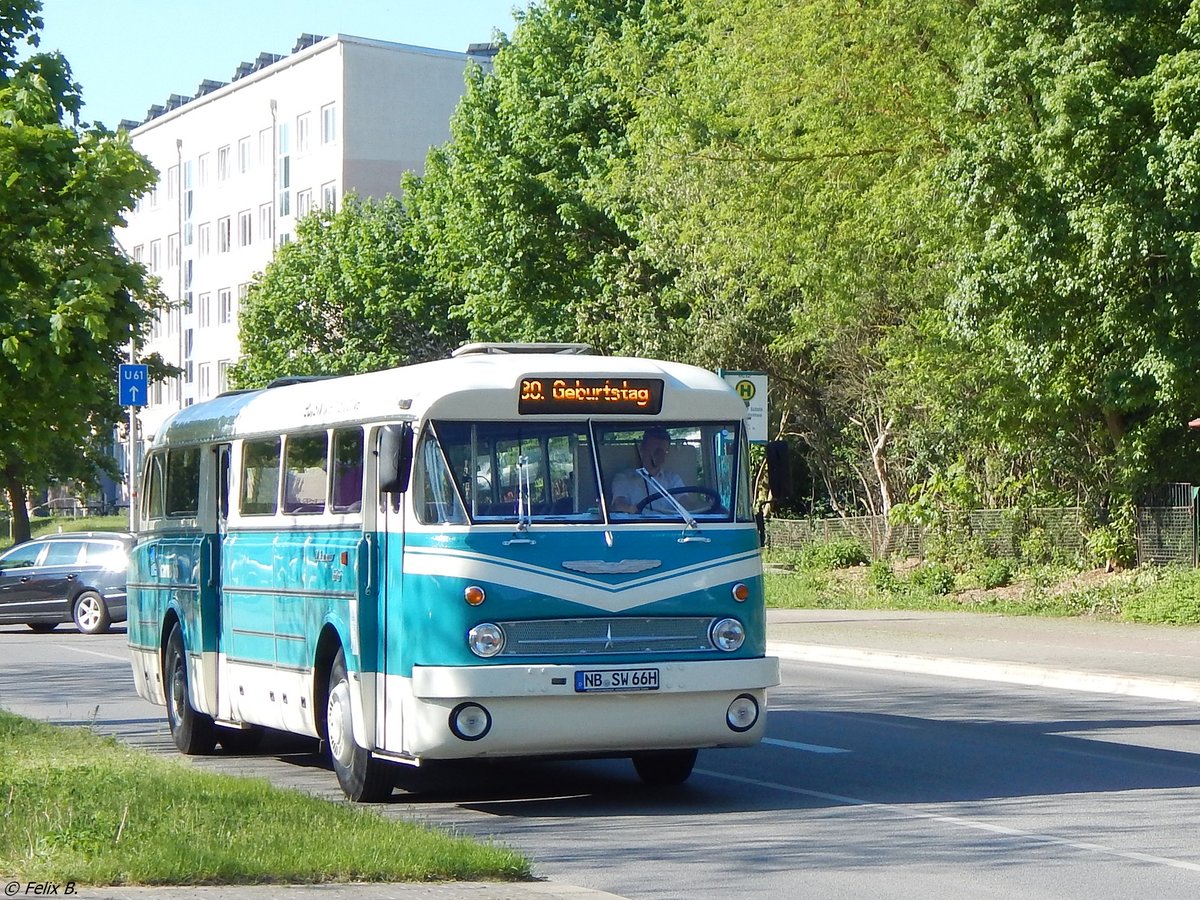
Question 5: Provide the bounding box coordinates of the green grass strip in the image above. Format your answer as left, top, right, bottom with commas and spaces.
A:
0, 711, 530, 886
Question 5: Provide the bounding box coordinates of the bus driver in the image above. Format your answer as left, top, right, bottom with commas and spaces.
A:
609, 427, 685, 514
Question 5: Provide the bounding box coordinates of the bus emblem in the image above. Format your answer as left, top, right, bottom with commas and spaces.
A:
562, 559, 661, 574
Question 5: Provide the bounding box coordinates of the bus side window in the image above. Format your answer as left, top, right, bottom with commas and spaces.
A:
283, 433, 328, 514
331, 428, 363, 513
165, 447, 200, 517
414, 427, 466, 525
143, 451, 166, 520
241, 437, 281, 516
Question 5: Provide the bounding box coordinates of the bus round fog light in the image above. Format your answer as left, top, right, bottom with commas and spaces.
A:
710, 617, 745, 652
468, 623, 505, 657
726, 693, 759, 732
449, 702, 492, 741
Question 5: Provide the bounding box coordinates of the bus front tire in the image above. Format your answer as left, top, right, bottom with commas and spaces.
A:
165, 624, 216, 755
632, 749, 698, 786
325, 648, 395, 802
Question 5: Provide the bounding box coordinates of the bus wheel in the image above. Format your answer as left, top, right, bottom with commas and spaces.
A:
165, 623, 216, 755
632, 749, 698, 786
325, 648, 395, 802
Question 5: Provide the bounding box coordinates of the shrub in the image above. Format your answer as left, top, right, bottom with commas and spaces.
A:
976, 558, 1013, 590
867, 559, 900, 593
910, 562, 955, 595
797, 539, 870, 571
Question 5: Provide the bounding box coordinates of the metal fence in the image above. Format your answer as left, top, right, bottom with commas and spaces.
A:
765, 507, 1091, 562
1136, 483, 1197, 567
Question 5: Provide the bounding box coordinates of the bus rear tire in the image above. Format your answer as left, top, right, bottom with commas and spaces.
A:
632, 749, 698, 786
325, 648, 395, 802
165, 623, 217, 755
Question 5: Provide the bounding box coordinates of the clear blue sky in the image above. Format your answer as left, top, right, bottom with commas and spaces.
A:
36, 0, 522, 127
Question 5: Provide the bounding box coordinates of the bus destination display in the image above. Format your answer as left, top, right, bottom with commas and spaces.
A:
519, 377, 664, 415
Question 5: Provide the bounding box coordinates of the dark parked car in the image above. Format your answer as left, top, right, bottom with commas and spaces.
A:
0, 531, 134, 634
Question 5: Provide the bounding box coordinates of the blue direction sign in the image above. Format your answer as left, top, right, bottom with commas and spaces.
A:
119, 364, 149, 407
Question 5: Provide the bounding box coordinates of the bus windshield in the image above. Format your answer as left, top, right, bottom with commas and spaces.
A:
418, 420, 749, 525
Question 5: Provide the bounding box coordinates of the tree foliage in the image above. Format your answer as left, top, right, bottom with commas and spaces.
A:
231, 195, 463, 388
0, 0, 158, 541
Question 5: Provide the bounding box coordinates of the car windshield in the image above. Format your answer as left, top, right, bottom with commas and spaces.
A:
414, 420, 750, 525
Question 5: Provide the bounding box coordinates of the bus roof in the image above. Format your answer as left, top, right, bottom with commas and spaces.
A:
150, 354, 748, 447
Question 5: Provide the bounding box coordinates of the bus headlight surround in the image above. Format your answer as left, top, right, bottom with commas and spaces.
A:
468, 623, 505, 657
710, 617, 745, 652
726, 693, 759, 732
449, 702, 492, 741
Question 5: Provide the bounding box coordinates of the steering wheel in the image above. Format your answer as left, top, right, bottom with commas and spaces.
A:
636, 485, 722, 514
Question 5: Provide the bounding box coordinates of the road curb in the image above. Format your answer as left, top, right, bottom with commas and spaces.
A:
768, 641, 1200, 703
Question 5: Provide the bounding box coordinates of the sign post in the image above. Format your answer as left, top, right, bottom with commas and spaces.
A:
119, 364, 148, 533
718, 370, 768, 444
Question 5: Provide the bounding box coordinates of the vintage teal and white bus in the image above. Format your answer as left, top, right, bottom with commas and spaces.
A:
127, 343, 780, 800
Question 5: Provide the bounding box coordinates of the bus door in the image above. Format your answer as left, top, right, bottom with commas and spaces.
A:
206, 442, 231, 719
375, 424, 412, 754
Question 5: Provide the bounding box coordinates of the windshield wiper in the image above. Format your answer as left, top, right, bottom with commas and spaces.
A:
506, 454, 536, 545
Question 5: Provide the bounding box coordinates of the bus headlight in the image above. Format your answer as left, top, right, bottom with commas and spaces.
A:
726, 693, 759, 732
449, 702, 492, 740
710, 617, 745, 652
468, 623, 505, 657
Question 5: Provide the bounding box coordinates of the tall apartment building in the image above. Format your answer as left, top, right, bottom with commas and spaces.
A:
117, 33, 496, 445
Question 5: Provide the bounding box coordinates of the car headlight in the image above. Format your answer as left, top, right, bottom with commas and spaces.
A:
468, 623, 505, 657
710, 617, 745, 652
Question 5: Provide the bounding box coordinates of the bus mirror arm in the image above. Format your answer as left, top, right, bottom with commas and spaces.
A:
378, 423, 414, 494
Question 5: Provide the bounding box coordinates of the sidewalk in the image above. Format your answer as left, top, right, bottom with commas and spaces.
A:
767, 607, 1200, 702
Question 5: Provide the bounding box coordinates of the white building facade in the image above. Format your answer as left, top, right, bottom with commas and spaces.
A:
118, 33, 494, 442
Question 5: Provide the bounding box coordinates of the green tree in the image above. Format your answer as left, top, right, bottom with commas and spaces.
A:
231, 195, 462, 388
0, 0, 159, 542
627, 0, 971, 514
406, 0, 682, 350
949, 0, 1200, 498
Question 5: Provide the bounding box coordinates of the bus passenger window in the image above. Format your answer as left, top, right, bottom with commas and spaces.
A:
165, 447, 200, 517
240, 438, 281, 516
143, 452, 166, 520
331, 428, 363, 513
284, 433, 329, 514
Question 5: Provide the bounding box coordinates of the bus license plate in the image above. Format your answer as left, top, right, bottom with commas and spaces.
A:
575, 667, 660, 693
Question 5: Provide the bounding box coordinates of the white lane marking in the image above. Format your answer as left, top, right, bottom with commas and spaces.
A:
697, 768, 1200, 873
763, 737, 851, 754
53, 643, 129, 663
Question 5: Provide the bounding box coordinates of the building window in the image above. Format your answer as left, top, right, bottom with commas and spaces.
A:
259, 127, 272, 166
148, 183, 158, 208
217, 145, 231, 182
198, 292, 211, 328
217, 216, 231, 253
218, 288, 232, 325
321, 181, 337, 213
149, 239, 161, 273
166, 165, 178, 201
238, 209, 252, 247
198, 363, 212, 400
238, 136, 251, 174
132, 244, 144, 263
278, 122, 291, 216
296, 189, 312, 219
237, 282, 249, 316
259, 202, 273, 242
167, 233, 179, 268
296, 112, 311, 154
321, 102, 336, 144
218, 360, 231, 393
198, 222, 211, 257
198, 153, 209, 187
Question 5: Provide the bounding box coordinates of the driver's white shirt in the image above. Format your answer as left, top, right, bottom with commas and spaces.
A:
611, 468, 685, 513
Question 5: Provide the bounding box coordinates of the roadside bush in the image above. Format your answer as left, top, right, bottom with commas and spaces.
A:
910, 562, 955, 595
796, 539, 870, 571
1121, 566, 1200, 625
976, 558, 1014, 590
867, 559, 900, 593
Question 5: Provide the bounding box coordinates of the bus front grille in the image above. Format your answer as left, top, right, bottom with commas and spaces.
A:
497, 617, 715, 657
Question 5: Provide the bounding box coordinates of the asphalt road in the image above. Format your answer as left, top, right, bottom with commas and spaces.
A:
2, 625, 1200, 899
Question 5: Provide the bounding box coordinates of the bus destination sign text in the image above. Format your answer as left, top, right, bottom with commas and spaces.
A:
519, 377, 664, 415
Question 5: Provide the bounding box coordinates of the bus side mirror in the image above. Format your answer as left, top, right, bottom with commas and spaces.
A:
378, 423, 414, 494
766, 440, 792, 501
